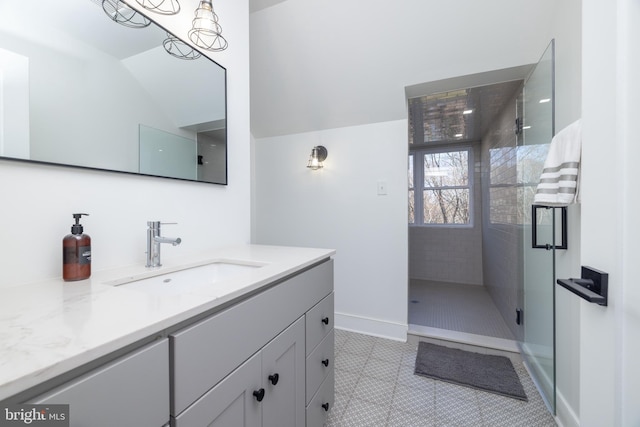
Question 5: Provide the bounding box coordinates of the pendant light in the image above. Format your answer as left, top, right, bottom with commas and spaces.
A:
163, 32, 202, 60
188, 0, 228, 52
102, 0, 151, 28
135, 0, 180, 15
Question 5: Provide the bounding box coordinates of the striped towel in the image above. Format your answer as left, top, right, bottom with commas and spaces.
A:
533, 119, 581, 206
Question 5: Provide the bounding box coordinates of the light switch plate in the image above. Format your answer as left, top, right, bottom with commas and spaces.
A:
377, 180, 387, 195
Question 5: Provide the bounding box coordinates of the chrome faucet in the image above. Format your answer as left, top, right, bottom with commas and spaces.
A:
146, 221, 181, 268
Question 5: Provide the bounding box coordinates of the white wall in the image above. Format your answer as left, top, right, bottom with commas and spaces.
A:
253, 120, 409, 340
251, 1, 559, 343
581, 1, 640, 425
0, 0, 250, 288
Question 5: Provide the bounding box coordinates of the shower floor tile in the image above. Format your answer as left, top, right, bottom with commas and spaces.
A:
409, 279, 515, 340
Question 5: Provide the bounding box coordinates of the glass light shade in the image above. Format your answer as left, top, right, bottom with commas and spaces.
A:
189, 0, 228, 52
307, 146, 327, 170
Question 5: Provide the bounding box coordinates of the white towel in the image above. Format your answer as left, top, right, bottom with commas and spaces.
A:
533, 119, 582, 206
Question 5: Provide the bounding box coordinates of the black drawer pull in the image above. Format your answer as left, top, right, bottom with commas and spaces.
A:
268, 373, 279, 386
321, 317, 330, 325
322, 402, 330, 412
321, 359, 329, 367
253, 388, 265, 402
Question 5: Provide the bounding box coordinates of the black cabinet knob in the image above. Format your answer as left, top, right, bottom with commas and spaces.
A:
321, 359, 329, 367
322, 402, 330, 412
253, 388, 265, 402
268, 373, 279, 386
321, 317, 330, 325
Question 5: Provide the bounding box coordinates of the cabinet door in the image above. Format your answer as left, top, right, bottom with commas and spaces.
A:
32, 339, 169, 427
173, 353, 261, 427
261, 317, 306, 427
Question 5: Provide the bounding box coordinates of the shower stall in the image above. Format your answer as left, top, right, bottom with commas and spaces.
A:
408, 40, 559, 414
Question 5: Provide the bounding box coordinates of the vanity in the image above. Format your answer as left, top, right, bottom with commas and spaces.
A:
0, 245, 335, 427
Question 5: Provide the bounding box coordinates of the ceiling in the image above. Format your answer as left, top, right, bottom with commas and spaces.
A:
249, 0, 556, 139
249, 0, 287, 13
408, 80, 523, 145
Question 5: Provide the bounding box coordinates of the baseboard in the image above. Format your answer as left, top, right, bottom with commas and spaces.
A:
334, 312, 408, 342
556, 389, 580, 427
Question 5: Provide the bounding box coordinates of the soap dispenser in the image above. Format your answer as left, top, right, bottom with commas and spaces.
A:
63, 213, 91, 281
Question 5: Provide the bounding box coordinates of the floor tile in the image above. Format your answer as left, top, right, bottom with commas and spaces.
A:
362, 357, 400, 383
370, 340, 407, 365
341, 334, 376, 356
392, 383, 435, 418
435, 393, 482, 426
332, 329, 556, 427
340, 398, 391, 427
351, 375, 396, 405
387, 409, 435, 426
335, 353, 369, 375
335, 369, 360, 396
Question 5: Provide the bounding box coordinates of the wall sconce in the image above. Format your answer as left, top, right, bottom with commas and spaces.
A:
307, 146, 328, 170
189, 0, 228, 52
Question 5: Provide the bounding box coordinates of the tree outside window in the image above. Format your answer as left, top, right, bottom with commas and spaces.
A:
408, 148, 471, 225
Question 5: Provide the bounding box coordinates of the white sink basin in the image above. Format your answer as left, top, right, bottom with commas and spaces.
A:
108, 262, 263, 297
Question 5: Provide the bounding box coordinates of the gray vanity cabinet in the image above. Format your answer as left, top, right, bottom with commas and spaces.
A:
174, 317, 306, 427
9, 257, 333, 427
171, 259, 334, 427
32, 339, 169, 427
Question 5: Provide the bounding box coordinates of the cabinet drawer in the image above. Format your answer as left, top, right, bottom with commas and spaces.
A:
171, 260, 333, 416
305, 368, 334, 427
306, 329, 334, 405
32, 339, 169, 427
306, 292, 334, 356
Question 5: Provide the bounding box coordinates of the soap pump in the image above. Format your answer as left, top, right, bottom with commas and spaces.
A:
63, 213, 91, 281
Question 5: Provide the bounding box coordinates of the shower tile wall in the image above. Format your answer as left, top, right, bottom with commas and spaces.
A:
480, 85, 523, 341
409, 146, 484, 285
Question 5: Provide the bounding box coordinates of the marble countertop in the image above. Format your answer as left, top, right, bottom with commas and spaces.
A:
0, 244, 335, 401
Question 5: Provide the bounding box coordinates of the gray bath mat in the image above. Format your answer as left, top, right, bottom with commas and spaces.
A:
414, 342, 527, 401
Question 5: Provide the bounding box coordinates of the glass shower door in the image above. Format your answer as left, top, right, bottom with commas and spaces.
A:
518, 40, 556, 413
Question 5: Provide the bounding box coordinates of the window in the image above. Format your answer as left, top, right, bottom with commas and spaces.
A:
408, 148, 472, 225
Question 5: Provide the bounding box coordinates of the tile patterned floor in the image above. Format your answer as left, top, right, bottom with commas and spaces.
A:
408, 280, 514, 340
327, 329, 556, 427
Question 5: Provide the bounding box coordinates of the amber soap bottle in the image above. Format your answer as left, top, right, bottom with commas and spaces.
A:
63, 213, 91, 281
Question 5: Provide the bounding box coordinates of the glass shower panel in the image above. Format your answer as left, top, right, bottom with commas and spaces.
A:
518, 39, 556, 413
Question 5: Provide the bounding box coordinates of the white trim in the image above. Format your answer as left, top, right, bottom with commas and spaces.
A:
334, 312, 408, 342
556, 388, 580, 427
409, 145, 474, 226
408, 324, 519, 353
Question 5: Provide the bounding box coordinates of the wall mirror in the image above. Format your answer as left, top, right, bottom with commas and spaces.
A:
0, 0, 227, 184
